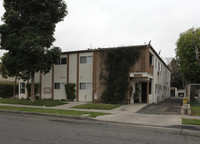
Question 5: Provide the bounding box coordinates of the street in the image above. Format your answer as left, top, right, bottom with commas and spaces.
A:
0, 113, 199, 144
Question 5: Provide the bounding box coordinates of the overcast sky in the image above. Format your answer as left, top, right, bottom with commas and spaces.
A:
0, 0, 200, 58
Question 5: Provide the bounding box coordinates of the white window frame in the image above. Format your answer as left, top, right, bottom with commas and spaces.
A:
20, 82, 25, 94
54, 82, 66, 90
55, 57, 67, 65
80, 56, 93, 64
80, 82, 92, 90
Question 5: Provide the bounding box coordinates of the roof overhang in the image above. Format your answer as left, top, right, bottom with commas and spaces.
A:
129, 72, 153, 79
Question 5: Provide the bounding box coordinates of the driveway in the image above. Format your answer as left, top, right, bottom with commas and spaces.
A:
136, 98, 183, 115
96, 98, 182, 127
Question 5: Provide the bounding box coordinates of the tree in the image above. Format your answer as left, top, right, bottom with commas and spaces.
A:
0, 52, 21, 98
176, 28, 200, 83
0, 0, 67, 101
168, 58, 185, 89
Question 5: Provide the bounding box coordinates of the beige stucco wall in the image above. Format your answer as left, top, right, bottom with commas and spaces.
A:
0, 75, 16, 82
69, 54, 77, 83
79, 52, 93, 101
152, 48, 171, 103
42, 70, 52, 99
34, 72, 40, 83
54, 54, 67, 100
68, 53, 77, 101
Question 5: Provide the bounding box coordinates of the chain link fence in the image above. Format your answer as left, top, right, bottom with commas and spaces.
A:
189, 84, 200, 106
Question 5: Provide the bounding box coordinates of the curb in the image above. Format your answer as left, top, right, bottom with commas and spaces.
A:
0, 109, 95, 121
181, 124, 200, 137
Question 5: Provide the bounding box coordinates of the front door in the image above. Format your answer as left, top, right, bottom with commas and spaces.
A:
142, 83, 147, 103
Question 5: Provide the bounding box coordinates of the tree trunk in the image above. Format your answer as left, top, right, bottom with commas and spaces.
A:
30, 73, 35, 102
13, 75, 17, 99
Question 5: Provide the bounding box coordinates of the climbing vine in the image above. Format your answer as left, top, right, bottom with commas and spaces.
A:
100, 47, 140, 104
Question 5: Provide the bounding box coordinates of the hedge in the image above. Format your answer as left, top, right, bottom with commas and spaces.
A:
0, 82, 18, 98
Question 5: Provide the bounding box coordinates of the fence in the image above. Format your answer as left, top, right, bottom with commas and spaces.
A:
187, 83, 200, 106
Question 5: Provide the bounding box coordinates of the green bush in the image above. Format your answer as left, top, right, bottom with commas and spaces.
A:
26, 83, 40, 99
0, 82, 18, 98
65, 83, 76, 101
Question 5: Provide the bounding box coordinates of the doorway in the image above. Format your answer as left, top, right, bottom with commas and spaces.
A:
142, 83, 147, 103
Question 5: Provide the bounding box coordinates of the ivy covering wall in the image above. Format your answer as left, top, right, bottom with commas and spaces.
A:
100, 47, 140, 104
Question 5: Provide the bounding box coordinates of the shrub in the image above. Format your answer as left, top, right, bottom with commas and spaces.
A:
0, 82, 18, 98
65, 83, 76, 101
100, 47, 140, 104
26, 83, 40, 99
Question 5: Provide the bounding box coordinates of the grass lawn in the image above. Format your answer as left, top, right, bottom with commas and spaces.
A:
71, 103, 120, 110
0, 106, 109, 118
0, 98, 67, 107
191, 106, 200, 116
182, 118, 200, 125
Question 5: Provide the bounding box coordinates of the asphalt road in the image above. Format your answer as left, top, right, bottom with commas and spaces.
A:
137, 98, 183, 115
0, 113, 199, 144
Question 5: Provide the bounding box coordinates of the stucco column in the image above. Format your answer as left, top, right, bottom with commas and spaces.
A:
67, 54, 69, 84
76, 53, 79, 102
92, 52, 97, 102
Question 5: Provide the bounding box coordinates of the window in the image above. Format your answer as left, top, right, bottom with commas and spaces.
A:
55, 83, 60, 89
87, 56, 93, 63
155, 59, 157, 69
80, 82, 92, 90
56, 57, 67, 65
61, 58, 67, 64
80, 56, 86, 63
54, 82, 66, 90
155, 84, 159, 94
158, 61, 160, 71
159, 85, 162, 93
149, 53, 153, 66
20, 82, 25, 94
80, 56, 93, 64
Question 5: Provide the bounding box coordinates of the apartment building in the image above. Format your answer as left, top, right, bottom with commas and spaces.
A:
18, 45, 171, 104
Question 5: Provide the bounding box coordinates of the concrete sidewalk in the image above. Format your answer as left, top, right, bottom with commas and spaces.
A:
1, 102, 200, 128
